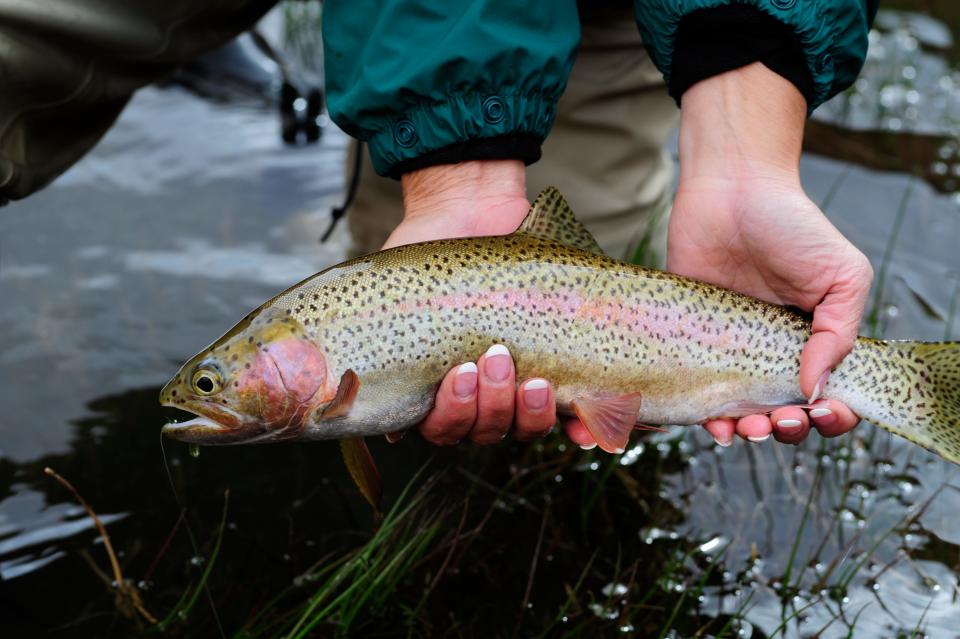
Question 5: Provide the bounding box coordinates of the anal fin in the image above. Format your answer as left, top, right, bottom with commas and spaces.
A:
339, 437, 382, 519
571, 392, 643, 454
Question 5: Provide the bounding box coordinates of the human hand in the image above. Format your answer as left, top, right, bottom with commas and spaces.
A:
386, 160, 563, 445
672, 63, 873, 447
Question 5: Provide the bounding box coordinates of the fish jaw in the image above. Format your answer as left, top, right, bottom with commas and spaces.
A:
160, 391, 268, 444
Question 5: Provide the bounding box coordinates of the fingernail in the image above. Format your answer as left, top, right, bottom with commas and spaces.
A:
776, 419, 803, 430
523, 378, 549, 410
809, 408, 832, 419
747, 434, 770, 442
484, 344, 511, 382
579, 442, 597, 450
714, 436, 733, 448
808, 370, 830, 404
453, 362, 478, 398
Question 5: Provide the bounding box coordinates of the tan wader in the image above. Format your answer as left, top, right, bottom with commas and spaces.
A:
346, 9, 679, 264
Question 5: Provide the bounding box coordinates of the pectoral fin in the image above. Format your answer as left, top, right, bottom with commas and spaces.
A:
571, 392, 643, 454
339, 437, 382, 518
385, 430, 406, 444
322, 369, 360, 419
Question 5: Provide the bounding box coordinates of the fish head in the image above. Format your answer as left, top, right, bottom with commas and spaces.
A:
160, 308, 338, 444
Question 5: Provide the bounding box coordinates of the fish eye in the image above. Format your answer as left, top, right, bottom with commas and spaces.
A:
191, 367, 222, 395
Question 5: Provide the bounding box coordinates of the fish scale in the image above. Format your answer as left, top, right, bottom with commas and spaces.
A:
161, 187, 960, 470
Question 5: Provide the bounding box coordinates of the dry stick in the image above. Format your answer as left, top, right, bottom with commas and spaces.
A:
44, 466, 158, 625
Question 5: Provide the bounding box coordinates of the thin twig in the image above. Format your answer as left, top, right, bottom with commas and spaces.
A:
521, 504, 550, 611
45, 466, 157, 625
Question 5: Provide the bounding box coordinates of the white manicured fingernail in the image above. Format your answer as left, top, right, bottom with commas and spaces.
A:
453, 362, 478, 398
714, 437, 733, 448
613, 447, 624, 454
485, 344, 510, 357
747, 434, 770, 442
523, 378, 550, 410
809, 408, 832, 418
777, 419, 802, 428
579, 442, 597, 450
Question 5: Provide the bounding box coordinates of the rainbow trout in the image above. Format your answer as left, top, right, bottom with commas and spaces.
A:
160, 188, 960, 508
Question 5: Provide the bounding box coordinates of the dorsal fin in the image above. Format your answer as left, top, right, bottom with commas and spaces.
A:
516, 187, 605, 255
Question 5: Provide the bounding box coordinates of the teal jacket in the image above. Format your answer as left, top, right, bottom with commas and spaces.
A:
323, 0, 878, 178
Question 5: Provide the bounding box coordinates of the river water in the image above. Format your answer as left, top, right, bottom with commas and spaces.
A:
1, 7, 959, 638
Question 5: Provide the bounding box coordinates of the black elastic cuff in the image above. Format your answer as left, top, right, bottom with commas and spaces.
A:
386, 134, 542, 179
670, 5, 815, 108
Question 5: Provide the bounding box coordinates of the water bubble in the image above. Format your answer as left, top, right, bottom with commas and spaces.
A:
880, 85, 903, 108
837, 507, 866, 528
620, 624, 635, 633
561, 616, 569, 623
177, 610, 188, 621
589, 461, 600, 471
933, 161, 949, 175
553, 474, 563, 483
640, 527, 679, 544
292, 97, 307, 112
588, 603, 619, 620
902, 65, 917, 80
699, 535, 727, 555
190, 555, 206, 567
137, 580, 151, 591
602, 582, 629, 597
557, 443, 567, 452
619, 443, 644, 466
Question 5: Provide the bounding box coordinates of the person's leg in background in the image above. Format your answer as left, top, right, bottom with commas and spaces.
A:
344, 6, 679, 265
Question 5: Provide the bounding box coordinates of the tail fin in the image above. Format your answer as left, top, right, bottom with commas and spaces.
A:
846, 340, 960, 465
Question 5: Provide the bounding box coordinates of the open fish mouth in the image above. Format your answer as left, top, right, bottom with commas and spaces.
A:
161, 414, 237, 444
162, 415, 226, 435
160, 405, 264, 445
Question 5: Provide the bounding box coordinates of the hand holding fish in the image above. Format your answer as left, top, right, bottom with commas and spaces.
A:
391, 63, 872, 450
386, 160, 561, 445
670, 63, 873, 446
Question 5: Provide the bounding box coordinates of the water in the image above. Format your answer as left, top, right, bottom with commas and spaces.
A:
1, 7, 959, 638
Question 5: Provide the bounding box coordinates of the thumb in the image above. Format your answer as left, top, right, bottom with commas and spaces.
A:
799, 265, 872, 401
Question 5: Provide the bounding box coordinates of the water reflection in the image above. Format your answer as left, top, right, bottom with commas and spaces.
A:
1, 5, 959, 638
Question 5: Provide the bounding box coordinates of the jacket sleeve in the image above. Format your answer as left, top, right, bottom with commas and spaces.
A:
634, 0, 878, 111
0, 0, 273, 204
322, 0, 580, 178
